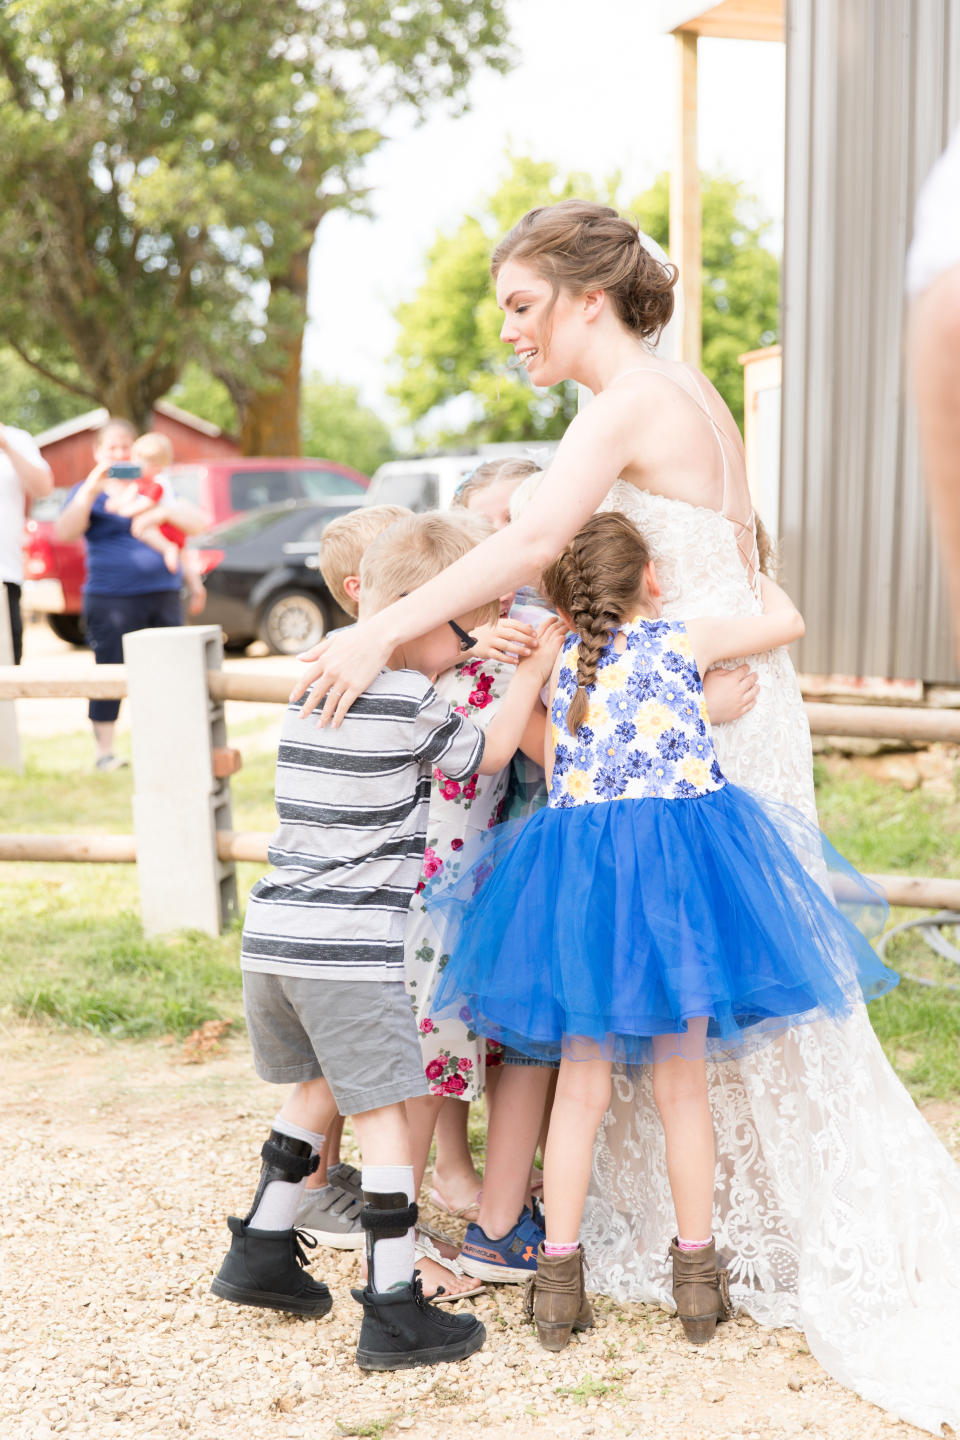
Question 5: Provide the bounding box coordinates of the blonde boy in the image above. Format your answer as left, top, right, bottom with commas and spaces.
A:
212, 511, 563, 1372
318, 504, 411, 617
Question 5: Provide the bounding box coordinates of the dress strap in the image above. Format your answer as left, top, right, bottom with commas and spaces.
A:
604, 365, 761, 591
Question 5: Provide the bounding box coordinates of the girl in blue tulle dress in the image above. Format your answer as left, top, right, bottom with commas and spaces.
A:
426, 511, 897, 1353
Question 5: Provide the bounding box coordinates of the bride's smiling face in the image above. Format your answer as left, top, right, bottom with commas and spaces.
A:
496, 259, 588, 388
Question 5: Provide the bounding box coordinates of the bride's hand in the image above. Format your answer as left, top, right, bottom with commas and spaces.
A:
292, 619, 394, 726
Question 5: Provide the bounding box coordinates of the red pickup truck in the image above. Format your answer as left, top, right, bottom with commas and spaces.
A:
22, 456, 369, 644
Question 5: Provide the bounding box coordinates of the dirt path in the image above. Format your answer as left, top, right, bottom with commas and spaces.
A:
3, 1026, 956, 1440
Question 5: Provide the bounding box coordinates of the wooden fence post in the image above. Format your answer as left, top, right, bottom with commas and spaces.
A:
123, 625, 238, 936
0, 583, 22, 773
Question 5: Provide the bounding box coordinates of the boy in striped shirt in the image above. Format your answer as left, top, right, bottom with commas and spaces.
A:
212, 512, 563, 1371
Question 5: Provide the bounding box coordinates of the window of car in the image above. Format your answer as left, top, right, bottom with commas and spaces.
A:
366, 471, 440, 512
208, 508, 292, 545
228, 467, 365, 511
298, 469, 367, 500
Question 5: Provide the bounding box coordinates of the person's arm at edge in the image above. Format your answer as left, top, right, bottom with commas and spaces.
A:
910, 264, 960, 662
292, 391, 637, 725
0, 426, 53, 500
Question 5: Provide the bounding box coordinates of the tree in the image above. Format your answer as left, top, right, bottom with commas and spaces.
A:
0, 1, 511, 450
392, 158, 779, 440
301, 375, 394, 476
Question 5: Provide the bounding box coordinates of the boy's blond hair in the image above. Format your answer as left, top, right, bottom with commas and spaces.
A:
131, 431, 174, 472
318, 504, 411, 615
359, 511, 498, 627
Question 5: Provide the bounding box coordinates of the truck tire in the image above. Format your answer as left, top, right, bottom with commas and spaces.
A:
257, 590, 328, 656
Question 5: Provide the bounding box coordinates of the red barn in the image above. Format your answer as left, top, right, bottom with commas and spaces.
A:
36, 401, 238, 489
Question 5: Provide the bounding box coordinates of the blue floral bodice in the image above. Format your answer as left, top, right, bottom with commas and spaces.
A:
549, 618, 725, 808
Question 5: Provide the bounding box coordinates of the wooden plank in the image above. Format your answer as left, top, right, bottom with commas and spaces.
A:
0, 834, 136, 862
0, 665, 127, 700
671, 29, 702, 366
805, 702, 960, 743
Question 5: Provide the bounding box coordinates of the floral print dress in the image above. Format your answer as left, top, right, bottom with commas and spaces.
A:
404, 655, 514, 1100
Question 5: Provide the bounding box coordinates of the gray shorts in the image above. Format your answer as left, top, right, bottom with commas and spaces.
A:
242, 971, 429, 1116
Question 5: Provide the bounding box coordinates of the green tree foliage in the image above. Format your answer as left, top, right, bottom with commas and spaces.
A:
632, 172, 779, 429
0, 348, 91, 434
0, 1, 510, 449
164, 364, 238, 435
300, 375, 394, 477
392, 158, 779, 440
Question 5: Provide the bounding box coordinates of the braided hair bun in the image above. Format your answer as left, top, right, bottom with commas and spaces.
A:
491, 200, 677, 344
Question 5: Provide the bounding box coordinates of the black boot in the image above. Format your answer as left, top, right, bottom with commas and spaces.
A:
210, 1127, 331, 1317
352, 1188, 485, 1369
352, 1276, 485, 1370
211, 1217, 332, 1315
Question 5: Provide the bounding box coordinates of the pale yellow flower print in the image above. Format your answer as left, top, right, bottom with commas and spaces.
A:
596, 659, 627, 690
566, 768, 593, 800
634, 702, 671, 738
681, 757, 711, 789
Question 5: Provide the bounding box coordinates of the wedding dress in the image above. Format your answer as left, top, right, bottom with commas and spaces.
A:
583, 479, 960, 1435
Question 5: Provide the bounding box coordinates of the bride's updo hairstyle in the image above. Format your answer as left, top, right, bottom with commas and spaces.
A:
491, 200, 678, 347
541, 512, 652, 735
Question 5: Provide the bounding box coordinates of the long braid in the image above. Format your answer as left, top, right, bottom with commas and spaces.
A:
542, 513, 652, 736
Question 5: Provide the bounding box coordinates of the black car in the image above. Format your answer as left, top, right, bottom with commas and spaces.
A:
188, 499, 357, 654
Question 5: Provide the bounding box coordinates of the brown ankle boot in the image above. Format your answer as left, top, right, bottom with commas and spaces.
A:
670, 1237, 732, 1344
524, 1243, 594, 1352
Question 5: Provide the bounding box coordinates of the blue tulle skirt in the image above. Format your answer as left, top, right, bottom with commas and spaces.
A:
425, 784, 896, 1066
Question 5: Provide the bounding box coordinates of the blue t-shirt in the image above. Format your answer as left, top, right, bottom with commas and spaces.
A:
66, 486, 182, 597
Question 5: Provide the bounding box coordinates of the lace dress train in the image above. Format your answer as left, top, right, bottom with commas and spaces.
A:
582, 485, 960, 1434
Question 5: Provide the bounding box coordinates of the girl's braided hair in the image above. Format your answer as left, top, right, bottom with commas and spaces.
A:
541, 512, 651, 735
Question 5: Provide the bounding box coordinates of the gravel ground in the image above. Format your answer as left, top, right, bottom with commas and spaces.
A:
4, 1025, 956, 1440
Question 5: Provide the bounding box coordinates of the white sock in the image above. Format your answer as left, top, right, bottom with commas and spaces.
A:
362, 1164, 415, 1293
247, 1117, 325, 1232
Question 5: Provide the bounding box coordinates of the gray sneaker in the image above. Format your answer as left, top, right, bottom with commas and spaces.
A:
295, 1182, 364, 1249
327, 1162, 362, 1198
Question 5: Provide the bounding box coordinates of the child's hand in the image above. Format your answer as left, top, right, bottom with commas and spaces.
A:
472, 617, 537, 665
703, 664, 759, 724
518, 617, 566, 685
104, 481, 144, 517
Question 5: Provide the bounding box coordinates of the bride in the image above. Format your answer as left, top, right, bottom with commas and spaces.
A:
293, 199, 960, 1433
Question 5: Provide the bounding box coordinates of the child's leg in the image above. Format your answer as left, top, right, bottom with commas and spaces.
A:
431, 1097, 482, 1211
247, 1076, 336, 1229
473, 1063, 553, 1241
652, 1023, 730, 1345
542, 1056, 612, 1245
651, 1028, 714, 1242
210, 1076, 334, 1316
132, 522, 181, 573
305, 1110, 346, 1190
351, 1101, 418, 1292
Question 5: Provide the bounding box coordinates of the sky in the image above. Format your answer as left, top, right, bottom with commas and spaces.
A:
303, 0, 785, 420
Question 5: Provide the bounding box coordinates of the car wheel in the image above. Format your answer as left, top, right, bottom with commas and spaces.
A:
258, 590, 329, 655
47, 613, 87, 647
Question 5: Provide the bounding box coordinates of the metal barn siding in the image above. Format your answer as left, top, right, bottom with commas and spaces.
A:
780, 0, 960, 681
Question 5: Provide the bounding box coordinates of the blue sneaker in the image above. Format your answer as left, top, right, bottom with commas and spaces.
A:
459, 1206, 545, 1283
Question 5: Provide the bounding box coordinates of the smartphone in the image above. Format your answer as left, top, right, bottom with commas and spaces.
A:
107, 462, 142, 479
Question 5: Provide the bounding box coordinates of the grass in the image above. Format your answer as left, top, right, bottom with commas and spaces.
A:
1, 727, 958, 1101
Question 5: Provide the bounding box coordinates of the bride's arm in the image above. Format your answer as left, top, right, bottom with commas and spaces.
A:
294, 391, 638, 725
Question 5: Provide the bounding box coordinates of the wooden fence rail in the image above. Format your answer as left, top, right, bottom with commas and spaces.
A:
3, 667, 960, 741
0, 652, 957, 926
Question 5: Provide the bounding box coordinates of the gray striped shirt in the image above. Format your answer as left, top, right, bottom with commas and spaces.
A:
240, 669, 485, 981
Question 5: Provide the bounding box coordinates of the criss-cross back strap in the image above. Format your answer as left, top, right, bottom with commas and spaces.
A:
605, 366, 761, 591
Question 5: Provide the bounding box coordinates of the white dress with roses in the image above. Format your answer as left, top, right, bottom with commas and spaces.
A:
404, 655, 514, 1101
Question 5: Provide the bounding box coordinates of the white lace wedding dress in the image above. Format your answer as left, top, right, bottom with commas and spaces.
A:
582, 482, 960, 1435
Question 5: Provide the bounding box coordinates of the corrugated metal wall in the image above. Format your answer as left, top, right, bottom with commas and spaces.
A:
780, 0, 960, 681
